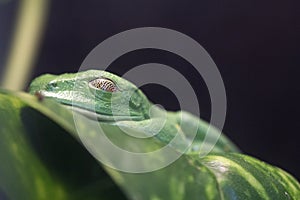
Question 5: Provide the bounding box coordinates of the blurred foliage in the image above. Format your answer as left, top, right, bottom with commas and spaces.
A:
1, 0, 48, 90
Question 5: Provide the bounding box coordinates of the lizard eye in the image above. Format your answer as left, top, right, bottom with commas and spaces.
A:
89, 78, 118, 92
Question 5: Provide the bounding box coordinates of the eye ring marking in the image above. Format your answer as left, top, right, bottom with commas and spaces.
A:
89, 78, 118, 92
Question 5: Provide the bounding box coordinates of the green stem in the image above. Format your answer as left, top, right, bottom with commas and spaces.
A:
1, 0, 49, 90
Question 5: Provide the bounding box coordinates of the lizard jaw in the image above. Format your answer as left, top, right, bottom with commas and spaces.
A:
62, 105, 143, 122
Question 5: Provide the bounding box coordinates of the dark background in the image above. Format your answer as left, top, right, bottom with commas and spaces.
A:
1, 0, 299, 180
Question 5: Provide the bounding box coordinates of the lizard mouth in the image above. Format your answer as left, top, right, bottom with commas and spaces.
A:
62, 105, 143, 122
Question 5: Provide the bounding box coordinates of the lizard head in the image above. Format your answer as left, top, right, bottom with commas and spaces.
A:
29, 70, 152, 121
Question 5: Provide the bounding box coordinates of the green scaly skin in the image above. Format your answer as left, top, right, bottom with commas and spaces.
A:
27, 70, 300, 200
29, 70, 239, 154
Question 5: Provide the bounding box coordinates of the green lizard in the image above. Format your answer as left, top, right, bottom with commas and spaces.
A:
29, 70, 238, 154
27, 70, 300, 200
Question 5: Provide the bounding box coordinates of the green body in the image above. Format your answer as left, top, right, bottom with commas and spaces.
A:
1, 70, 297, 200
29, 70, 239, 154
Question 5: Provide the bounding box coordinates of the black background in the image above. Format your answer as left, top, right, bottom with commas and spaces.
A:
1, 0, 299, 180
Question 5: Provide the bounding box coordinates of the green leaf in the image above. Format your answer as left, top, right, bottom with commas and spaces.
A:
102, 153, 300, 200
0, 90, 299, 200
0, 90, 125, 200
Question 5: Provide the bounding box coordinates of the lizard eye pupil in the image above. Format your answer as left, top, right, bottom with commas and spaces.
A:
89, 78, 118, 92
